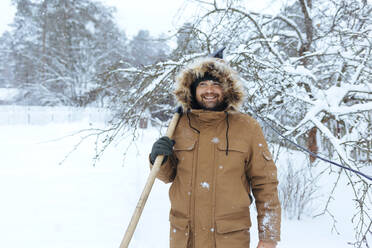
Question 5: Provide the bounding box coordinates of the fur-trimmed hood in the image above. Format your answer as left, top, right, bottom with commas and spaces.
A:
174, 57, 244, 111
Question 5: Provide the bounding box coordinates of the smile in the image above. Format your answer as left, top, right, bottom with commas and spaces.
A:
203, 96, 218, 101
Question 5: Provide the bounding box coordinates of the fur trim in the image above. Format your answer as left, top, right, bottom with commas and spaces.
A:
174, 57, 244, 111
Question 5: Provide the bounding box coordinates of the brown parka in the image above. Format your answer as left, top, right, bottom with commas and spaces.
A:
154, 57, 281, 248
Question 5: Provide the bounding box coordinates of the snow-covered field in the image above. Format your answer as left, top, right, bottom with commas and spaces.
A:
0, 107, 359, 248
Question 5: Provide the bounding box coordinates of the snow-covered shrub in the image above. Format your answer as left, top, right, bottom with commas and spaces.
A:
279, 159, 319, 220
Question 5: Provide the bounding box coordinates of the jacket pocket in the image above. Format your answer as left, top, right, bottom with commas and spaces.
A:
173, 139, 196, 175
217, 140, 247, 153
215, 216, 251, 248
169, 214, 190, 248
174, 139, 196, 152
217, 141, 247, 174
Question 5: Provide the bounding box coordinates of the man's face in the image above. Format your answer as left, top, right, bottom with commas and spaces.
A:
195, 80, 224, 110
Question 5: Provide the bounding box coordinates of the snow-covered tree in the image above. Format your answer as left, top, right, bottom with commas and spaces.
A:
4, 0, 127, 106
127, 29, 170, 66
0, 32, 15, 87
172, 22, 204, 56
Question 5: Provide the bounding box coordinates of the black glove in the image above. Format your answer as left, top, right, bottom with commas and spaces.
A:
150, 136, 175, 165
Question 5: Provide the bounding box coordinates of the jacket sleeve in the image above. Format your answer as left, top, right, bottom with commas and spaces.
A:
149, 152, 178, 184
245, 122, 281, 242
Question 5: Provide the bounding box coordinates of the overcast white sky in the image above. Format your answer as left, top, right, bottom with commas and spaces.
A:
0, 0, 298, 38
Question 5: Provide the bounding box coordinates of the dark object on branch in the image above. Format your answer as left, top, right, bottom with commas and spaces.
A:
211, 47, 226, 59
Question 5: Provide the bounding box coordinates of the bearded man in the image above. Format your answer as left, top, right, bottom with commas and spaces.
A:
149, 50, 281, 248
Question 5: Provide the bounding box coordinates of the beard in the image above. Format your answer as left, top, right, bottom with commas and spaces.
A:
196, 96, 227, 111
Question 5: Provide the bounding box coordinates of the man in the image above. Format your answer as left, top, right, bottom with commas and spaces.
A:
150, 51, 281, 248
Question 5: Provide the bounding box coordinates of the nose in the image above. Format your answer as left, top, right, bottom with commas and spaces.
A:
205, 85, 214, 93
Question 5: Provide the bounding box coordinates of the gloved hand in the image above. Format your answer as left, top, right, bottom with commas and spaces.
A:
150, 136, 175, 165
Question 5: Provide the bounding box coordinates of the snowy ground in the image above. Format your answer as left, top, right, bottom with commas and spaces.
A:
0, 108, 359, 248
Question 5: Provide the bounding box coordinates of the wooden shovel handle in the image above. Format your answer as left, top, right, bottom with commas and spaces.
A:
119, 110, 181, 248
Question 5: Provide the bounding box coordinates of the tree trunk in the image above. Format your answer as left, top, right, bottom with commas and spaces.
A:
308, 127, 318, 163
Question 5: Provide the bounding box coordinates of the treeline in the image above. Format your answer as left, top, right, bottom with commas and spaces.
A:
0, 0, 175, 106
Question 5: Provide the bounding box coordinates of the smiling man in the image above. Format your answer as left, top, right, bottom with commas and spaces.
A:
149, 49, 281, 248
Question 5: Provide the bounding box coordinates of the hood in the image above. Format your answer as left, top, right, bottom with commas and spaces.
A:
174, 57, 244, 111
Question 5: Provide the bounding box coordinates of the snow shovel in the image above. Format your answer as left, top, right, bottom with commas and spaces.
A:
119, 107, 182, 248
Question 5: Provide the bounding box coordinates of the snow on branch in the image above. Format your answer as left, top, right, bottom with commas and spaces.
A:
331, 103, 372, 116
131, 66, 176, 107
283, 82, 372, 136
272, 15, 305, 47
206, 7, 285, 64
282, 64, 318, 82
310, 118, 360, 173
349, 47, 371, 85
